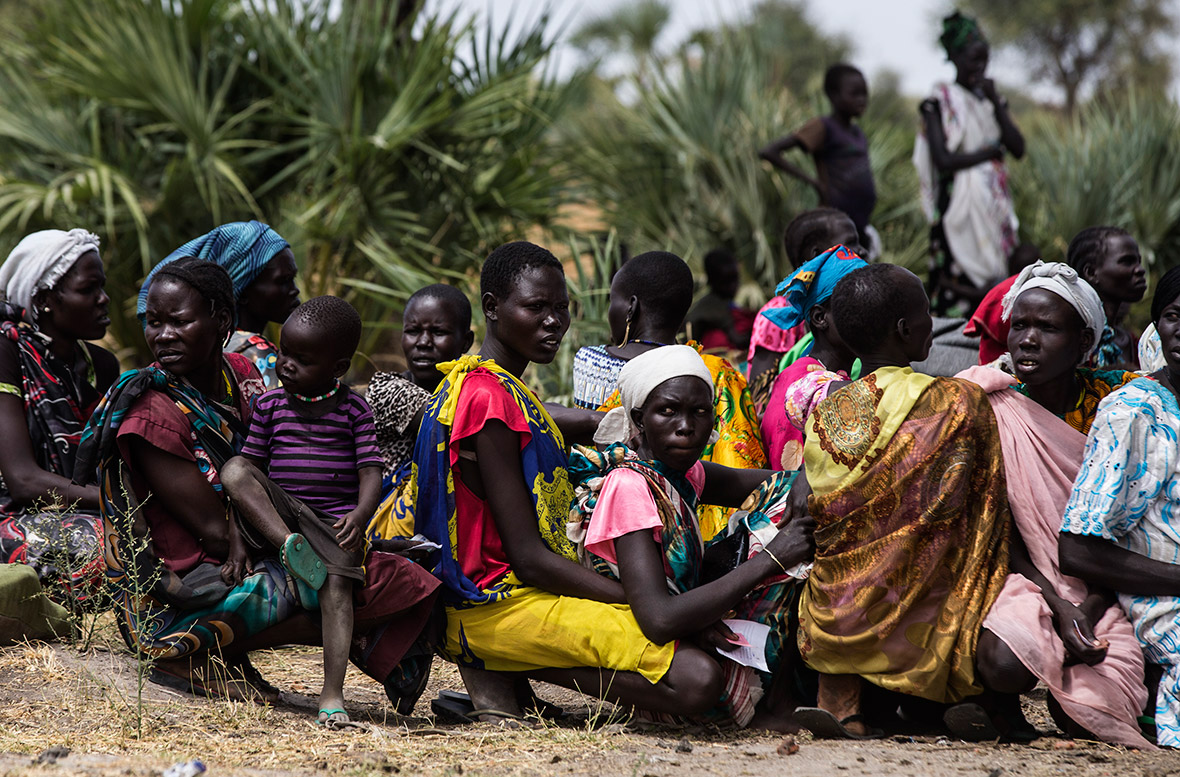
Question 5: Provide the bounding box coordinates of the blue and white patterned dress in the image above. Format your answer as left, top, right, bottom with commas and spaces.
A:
1062, 376, 1180, 746
571, 345, 627, 410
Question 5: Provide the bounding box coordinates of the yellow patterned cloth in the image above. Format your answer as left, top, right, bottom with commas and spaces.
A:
800, 367, 1010, 703
600, 341, 768, 541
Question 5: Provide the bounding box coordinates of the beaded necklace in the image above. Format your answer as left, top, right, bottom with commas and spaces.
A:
290, 379, 341, 403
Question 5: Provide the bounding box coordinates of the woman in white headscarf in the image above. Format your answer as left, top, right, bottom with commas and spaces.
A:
568, 345, 814, 731
1000, 260, 1134, 435
952, 261, 1151, 747
0, 229, 119, 602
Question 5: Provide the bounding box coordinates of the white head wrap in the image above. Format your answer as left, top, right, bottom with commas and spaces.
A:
593, 344, 719, 447
1000, 260, 1106, 360
0, 229, 101, 323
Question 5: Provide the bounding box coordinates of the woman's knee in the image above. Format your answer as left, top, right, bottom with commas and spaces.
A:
976, 629, 1036, 695
662, 647, 724, 715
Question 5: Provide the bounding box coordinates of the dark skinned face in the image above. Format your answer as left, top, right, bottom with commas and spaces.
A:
633, 376, 714, 474
952, 39, 990, 90
1156, 293, 1180, 374
144, 279, 231, 378
38, 250, 110, 341
486, 265, 570, 367
1008, 289, 1090, 387
1085, 234, 1147, 305
401, 295, 472, 389
830, 72, 868, 118
276, 316, 347, 396
240, 248, 300, 326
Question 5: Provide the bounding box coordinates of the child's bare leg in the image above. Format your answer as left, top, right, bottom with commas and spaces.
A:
220, 457, 291, 548
318, 573, 353, 720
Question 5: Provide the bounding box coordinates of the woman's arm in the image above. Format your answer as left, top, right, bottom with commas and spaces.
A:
467, 419, 626, 603
616, 514, 813, 645
1009, 530, 1107, 664
126, 436, 232, 559
920, 101, 1004, 175
1060, 532, 1180, 598
0, 393, 101, 510
981, 79, 1024, 158
699, 461, 775, 508
86, 343, 121, 395
543, 403, 604, 447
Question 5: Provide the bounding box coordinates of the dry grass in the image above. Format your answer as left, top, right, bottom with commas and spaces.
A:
1, 620, 1178, 777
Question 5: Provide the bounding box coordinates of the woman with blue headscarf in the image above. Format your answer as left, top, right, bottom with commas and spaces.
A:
138, 221, 298, 388
759, 245, 866, 471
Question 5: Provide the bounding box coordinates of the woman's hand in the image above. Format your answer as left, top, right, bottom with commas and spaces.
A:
1049, 597, 1109, 666
692, 620, 741, 653
764, 512, 815, 572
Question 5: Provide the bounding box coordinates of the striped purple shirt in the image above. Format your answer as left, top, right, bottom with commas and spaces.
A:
241, 387, 382, 517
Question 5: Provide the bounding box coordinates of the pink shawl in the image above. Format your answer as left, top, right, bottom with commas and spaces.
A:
957, 366, 1151, 748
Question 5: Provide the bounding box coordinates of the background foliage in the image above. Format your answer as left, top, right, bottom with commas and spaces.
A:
0, 0, 1175, 386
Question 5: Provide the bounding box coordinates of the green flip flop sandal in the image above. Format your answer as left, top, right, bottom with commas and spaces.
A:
281, 533, 326, 590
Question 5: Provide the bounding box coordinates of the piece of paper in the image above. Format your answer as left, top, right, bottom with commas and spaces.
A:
715, 618, 770, 672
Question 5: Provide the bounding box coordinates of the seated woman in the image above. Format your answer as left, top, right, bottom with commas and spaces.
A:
414, 241, 739, 723
747, 208, 863, 409
954, 263, 1151, 748
0, 229, 120, 599
1004, 262, 1134, 434
137, 221, 298, 389
76, 257, 439, 704
796, 264, 1011, 740
366, 284, 474, 542
759, 245, 864, 471
1059, 267, 1180, 749
573, 251, 766, 541
570, 345, 813, 730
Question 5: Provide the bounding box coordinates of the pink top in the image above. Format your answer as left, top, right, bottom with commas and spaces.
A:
747, 297, 807, 374
584, 461, 706, 571
761, 357, 847, 471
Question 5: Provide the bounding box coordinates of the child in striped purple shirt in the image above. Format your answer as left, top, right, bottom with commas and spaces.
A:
221, 296, 381, 730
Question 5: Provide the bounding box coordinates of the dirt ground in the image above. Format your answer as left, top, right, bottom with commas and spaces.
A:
0, 623, 1177, 777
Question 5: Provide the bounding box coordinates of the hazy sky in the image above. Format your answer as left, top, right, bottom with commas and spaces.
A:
439, 0, 1049, 99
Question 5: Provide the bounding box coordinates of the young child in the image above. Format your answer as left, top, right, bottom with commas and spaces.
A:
220, 295, 381, 729
760, 64, 877, 252
684, 249, 754, 355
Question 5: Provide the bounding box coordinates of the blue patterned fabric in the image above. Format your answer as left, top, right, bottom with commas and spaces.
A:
136, 221, 290, 326
1061, 376, 1180, 746
760, 245, 867, 331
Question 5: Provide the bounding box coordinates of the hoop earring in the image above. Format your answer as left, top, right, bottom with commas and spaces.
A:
616, 317, 632, 348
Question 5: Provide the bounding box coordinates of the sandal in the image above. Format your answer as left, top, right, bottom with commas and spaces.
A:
317, 708, 365, 730
943, 702, 1001, 742
793, 707, 884, 739
435, 689, 566, 721
281, 533, 326, 590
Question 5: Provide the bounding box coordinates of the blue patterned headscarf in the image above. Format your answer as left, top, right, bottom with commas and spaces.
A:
136, 221, 290, 326
760, 244, 868, 331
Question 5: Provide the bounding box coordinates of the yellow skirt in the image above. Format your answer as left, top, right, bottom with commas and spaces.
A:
443, 581, 676, 685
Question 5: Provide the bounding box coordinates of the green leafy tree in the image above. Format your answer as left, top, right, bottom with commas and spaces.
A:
570, 0, 671, 84
959, 0, 1176, 114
